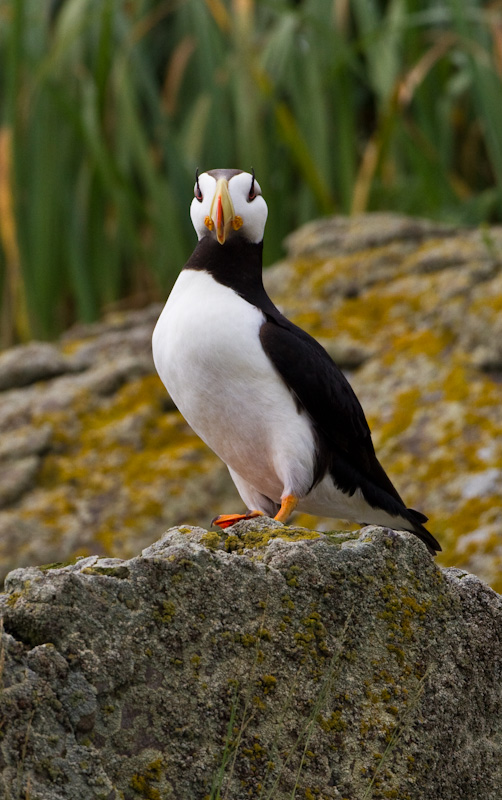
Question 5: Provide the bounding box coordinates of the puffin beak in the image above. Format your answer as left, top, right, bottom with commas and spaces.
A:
207, 178, 237, 244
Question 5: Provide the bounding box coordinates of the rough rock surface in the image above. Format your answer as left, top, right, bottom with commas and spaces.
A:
0, 213, 501, 588
1, 521, 501, 800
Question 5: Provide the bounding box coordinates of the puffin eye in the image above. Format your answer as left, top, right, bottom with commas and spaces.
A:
194, 169, 203, 202
248, 168, 256, 201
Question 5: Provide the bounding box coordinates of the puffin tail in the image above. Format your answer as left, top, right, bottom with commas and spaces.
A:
404, 507, 441, 556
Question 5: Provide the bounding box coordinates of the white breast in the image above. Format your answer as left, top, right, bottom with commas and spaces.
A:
152, 270, 316, 504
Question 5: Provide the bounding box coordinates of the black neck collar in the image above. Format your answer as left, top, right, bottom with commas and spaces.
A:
184, 236, 278, 316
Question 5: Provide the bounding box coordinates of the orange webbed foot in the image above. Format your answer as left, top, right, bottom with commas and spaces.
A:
274, 494, 298, 523
211, 510, 265, 530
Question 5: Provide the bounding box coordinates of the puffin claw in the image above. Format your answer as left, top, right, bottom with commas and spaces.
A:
212, 510, 264, 530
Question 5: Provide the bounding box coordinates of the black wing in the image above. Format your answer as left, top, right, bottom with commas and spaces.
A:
259, 315, 405, 503
259, 314, 441, 555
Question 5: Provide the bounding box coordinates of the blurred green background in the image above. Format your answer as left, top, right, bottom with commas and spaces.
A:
0, 0, 501, 346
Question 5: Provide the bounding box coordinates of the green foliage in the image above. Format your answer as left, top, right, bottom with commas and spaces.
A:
0, 0, 501, 343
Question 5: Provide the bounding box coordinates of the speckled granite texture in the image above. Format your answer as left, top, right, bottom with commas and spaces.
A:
1, 520, 501, 799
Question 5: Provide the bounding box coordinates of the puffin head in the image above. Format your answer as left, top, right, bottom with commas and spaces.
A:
190, 168, 268, 245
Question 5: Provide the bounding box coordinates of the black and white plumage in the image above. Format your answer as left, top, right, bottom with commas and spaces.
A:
152, 169, 441, 555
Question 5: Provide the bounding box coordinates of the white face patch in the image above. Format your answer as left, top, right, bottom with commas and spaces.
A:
190, 170, 268, 244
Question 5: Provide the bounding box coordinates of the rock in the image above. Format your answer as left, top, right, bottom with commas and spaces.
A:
0, 423, 52, 461
1, 521, 501, 799
460, 469, 502, 500
0, 341, 79, 390
316, 335, 374, 369
0, 516, 64, 580
0, 213, 501, 591
0, 456, 40, 508
284, 212, 456, 258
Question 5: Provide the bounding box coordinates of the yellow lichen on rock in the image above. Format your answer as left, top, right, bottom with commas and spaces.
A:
1, 214, 501, 591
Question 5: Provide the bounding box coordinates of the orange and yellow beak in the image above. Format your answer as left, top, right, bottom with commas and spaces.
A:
204, 178, 243, 244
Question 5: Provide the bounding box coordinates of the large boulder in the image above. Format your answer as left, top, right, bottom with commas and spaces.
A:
0, 213, 501, 588
1, 520, 501, 799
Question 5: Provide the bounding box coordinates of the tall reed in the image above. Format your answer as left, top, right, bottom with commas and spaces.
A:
0, 0, 500, 343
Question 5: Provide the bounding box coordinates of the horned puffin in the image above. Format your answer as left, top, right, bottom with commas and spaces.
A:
152, 169, 441, 555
